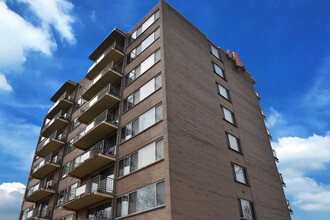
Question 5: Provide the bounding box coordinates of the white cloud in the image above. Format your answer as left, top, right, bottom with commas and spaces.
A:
272, 132, 330, 212
0, 0, 55, 72
266, 106, 284, 128
0, 73, 13, 92
0, 110, 40, 171
0, 182, 26, 220
18, 0, 76, 44
90, 10, 96, 22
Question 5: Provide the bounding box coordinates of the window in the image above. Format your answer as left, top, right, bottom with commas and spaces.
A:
213, 62, 225, 78
61, 162, 70, 179
56, 214, 75, 220
209, 44, 221, 60
64, 139, 75, 155
88, 204, 111, 220
125, 49, 161, 87
217, 83, 230, 100
116, 181, 165, 218
123, 74, 162, 113
226, 133, 241, 153
118, 139, 164, 177
221, 106, 235, 125
127, 28, 160, 64
121, 104, 163, 142
128, 10, 160, 44
232, 163, 248, 184
69, 117, 80, 132
238, 199, 255, 220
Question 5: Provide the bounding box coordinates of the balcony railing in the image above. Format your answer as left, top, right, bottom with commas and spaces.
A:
88, 41, 124, 74
272, 149, 279, 163
78, 84, 120, 124
287, 200, 293, 214
73, 109, 118, 149
42, 110, 69, 137
25, 178, 56, 202
255, 91, 260, 100
37, 131, 65, 157
47, 92, 73, 118
68, 140, 116, 178
91, 62, 123, 86
21, 206, 52, 220
31, 153, 62, 179
261, 109, 266, 119
279, 173, 286, 187
62, 175, 114, 210
266, 128, 272, 140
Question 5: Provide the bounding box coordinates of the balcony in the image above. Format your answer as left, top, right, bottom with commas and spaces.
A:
287, 200, 293, 214
25, 178, 56, 203
62, 175, 114, 211
50, 79, 76, 102
86, 41, 124, 80
78, 84, 121, 124
31, 153, 61, 179
261, 109, 266, 119
255, 91, 261, 101
82, 61, 123, 100
272, 149, 279, 163
266, 128, 273, 140
279, 173, 286, 187
22, 206, 52, 220
37, 131, 65, 157
73, 109, 118, 150
41, 111, 69, 137
47, 92, 73, 119
68, 140, 116, 179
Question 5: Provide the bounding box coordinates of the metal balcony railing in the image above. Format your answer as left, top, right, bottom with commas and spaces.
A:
21, 205, 52, 220
42, 110, 69, 133
37, 131, 66, 153
69, 140, 116, 172
279, 173, 286, 187
26, 178, 57, 198
88, 41, 124, 73
74, 110, 118, 142
89, 61, 123, 87
32, 153, 62, 174
63, 175, 114, 204
287, 200, 293, 214
266, 128, 272, 140
48, 92, 73, 114
272, 149, 279, 162
80, 84, 121, 114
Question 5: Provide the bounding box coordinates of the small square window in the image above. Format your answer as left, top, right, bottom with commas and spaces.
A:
217, 83, 230, 100
221, 106, 235, 125
213, 62, 225, 79
209, 44, 221, 60
232, 163, 248, 185
226, 133, 241, 153
238, 199, 255, 220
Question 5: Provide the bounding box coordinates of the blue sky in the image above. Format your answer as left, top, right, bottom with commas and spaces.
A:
0, 0, 329, 219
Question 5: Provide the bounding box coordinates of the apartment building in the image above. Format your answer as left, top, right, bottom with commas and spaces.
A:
19, 0, 292, 219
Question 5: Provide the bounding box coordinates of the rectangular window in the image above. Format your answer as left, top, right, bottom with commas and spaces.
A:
128, 10, 160, 44
217, 83, 230, 100
221, 106, 235, 125
123, 74, 162, 113
125, 49, 161, 87
56, 214, 75, 220
127, 28, 160, 64
209, 44, 221, 60
213, 62, 225, 78
61, 162, 70, 179
238, 199, 255, 220
69, 117, 80, 132
121, 104, 163, 143
226, 133, 241, 153
116, 181, 165, 218
232, 163, 248, 184
118, 139, 164, 178
64, 139, 75, 155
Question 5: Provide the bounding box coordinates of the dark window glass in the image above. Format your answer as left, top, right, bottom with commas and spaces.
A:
130, 152, 138, 172
132, 119, 139, 136
118, 159, 124, 177
156, 104, 163, 122
116, 197, 122, 218
129, 192, 137, 214
156, 181, 165, 206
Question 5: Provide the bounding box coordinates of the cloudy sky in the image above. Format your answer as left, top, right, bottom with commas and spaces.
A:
0, 0, 329, 219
